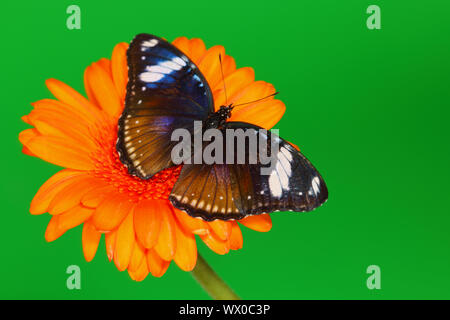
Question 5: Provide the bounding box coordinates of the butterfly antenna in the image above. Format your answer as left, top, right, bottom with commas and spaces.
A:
232, 92, 280, 107
219, 54, 228, 105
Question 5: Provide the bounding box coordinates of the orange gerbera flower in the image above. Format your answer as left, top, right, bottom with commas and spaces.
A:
19, 37, 286, 281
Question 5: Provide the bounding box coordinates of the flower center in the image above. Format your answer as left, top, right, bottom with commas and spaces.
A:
91, 122, 181, 202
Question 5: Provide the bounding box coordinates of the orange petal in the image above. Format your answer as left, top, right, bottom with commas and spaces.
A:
229, 99, 286, 130
18, 128, 39, 146
134, 200, 162, 249
199, 45, 226, 90
173, 222, 197, 271
229, 222, 243, 250
92, 194, 135, 232
84, 62, 122, 117
111, 42, 129, 101
128, 241, 145, 273
81, 184, 115, 208
31, 98, 93, 126
208, 220, 232, 241
146, 250, 170, 278
45, 79, 101, 123
25, 135, 95, 171
200, 232, 229, 255
21, 114, 31, 124
58, 205, 94, 230
84, 67, 100, 108
154, 205, 177, 261
27, 107, 96, 151
128, 258, 149, 281
22, 146, 37, 157
230, 81, 275, 109
45, 216, 66, 242
239, 214, 272, 232
114, 212, 135, 271
187, 38, 207, 65
172, 206, 209, 236
105, 230, 117, 262
222, 55, 236, 78
213, 67, 255, 109
31, 98, 100, 128
48, 176, 100, 215
30, 170, 88, 215
82, 221, 101, 262
211, 55, 237, 93
97, 58, 112, 77
172, 37, 191, 56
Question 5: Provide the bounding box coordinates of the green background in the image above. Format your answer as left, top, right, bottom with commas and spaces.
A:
1, 0, 450, 299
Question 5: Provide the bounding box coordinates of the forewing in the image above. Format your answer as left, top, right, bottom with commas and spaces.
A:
117, 34, 214, 179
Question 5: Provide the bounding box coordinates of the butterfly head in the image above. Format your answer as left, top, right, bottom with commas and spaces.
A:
205, 105, 233, 129
218, 104, 233, 119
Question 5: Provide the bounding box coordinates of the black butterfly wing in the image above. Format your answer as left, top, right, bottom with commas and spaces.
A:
117, 34, 214, 179
169, 122, 328, 221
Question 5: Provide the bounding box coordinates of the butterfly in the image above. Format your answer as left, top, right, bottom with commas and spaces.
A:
117, 33, 328, 221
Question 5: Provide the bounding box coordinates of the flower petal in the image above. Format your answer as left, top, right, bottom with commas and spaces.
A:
128, 241, 145, 273
25, 135, 95, 171
222, 55, 236, 78
84, 62, 122, 117
146, 250, 170, 278
31, 99, 101, 132
173, 222, 197, 271
172, 207, 209, 236
48, 176, 100, 215
30, 170, 88, 215
128, 257, 149, 281
45, 79, 101, 123
172, 37, 191, 56
27, 107, 96, 151
187, 38, 207, 64
105, 230, 117, 262
82, 221, 101, 262
21, 114, 31, 125
211, 55, 237, 93
213, 67, 255, 109
81, 184, 115, 208
111, 42, 129, 101
229, 222, 243, 250
114, 212, 135, 271
230, 81, 275, 109
45, 216, 66, 242
154, 204, 177, 261
229, 99, 286, 130
84, 68, 100, 108
92, 194, 134, 231
199, 45, 226, 90
200, 232, 229, 255
22, 146, 37, 157
19, 129, 40, 157
134, 200, 162, 249
97, 58, 112, 77
58, 205, 94, 230
208, 220, 232, 241
18, 128, 39, 146
239, 214, 272, 232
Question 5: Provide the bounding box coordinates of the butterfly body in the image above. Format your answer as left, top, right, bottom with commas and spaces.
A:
117, 33, 328, 221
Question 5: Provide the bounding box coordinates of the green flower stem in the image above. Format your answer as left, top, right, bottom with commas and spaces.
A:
191, 253, 240, 300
